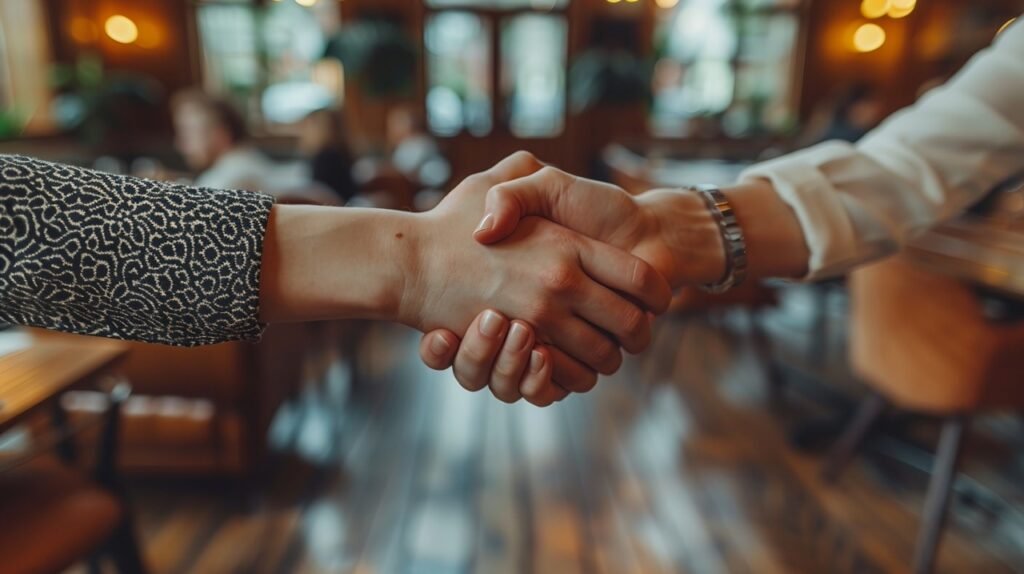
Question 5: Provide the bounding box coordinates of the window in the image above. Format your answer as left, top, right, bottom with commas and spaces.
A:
196, 0, 344, 129
425, 0, 569, 139
425, 12, 493, 137
501, 14, 567, 137
651, 0, 802, 137
426, 0, 569, 8
0, 0, 54, 137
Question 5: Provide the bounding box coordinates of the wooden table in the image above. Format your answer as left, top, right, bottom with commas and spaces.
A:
907, 216, 1024, 299
0, 332, 129, 436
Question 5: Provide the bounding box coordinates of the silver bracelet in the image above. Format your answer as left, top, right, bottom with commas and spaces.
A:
691, 185, 748, 294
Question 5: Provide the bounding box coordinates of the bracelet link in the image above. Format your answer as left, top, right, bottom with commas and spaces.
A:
690, 185, 748, 294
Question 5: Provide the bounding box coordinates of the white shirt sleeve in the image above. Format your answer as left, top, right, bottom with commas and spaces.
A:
740, 18, 1024, 280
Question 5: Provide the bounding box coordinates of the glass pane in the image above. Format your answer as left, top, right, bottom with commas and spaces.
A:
261, 0, 340, 124
426, 0, 569, 9
425, 12, 493, 136
736, 0, 802, 8
501, 14, 567, 138
734, 14, 799, 133
651, 0, 737, 134
197, 4, 260, 93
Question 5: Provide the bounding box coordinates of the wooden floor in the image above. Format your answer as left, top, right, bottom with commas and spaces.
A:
108, 301, 1024, 574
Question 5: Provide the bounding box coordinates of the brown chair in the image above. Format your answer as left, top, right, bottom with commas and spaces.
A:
36, 322, 311, 478
0, 383, 146, 573
821, 255, 1024, 574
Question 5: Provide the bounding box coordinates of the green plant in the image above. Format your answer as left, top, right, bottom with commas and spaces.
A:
323, 20, 417, 98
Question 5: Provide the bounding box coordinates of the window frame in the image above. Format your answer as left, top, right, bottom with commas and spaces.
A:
422, 1, 572, 140
651, 0, 806, 137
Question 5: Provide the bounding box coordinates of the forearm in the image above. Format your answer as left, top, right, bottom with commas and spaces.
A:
0, 155, 274, 346
259, 205, 419, 323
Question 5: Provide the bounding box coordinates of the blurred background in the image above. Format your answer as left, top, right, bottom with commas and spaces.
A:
2, 1, 1024, 573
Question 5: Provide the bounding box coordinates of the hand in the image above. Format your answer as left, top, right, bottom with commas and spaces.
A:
419, 155, 723, 404
406, 153, 672, 401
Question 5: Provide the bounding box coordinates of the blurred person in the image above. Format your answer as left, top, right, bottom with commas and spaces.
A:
386, 105, 450, 188
298, 108, 358, 203
353, 105, 451, 194
0, 152, 670, 407
171, 89, 305, 195
421, 19, 1024, 403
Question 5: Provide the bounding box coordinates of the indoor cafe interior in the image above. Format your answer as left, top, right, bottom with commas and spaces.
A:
1, 0, 1024, 573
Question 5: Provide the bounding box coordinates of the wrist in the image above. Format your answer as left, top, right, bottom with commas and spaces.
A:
259, 206, 420, 323
637, 189, 726, 289
721, 179, 809, 279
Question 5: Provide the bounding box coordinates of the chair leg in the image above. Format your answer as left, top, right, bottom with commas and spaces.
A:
108, 518, 148, 574
912, 416, 967, 574
821, 393, 887, 483
749, 311, 786, 407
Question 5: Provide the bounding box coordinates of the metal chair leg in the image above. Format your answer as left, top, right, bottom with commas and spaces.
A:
109, 518, 148, 574
821, 393, 887, 483
912, 416, 967, 574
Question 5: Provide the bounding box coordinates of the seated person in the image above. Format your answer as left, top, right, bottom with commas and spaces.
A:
171, 89, 306, 196
353, 105, 451, 209
298, 108, 358, 204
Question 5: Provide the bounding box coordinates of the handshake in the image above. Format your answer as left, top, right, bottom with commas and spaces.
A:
401, 151, 735, 406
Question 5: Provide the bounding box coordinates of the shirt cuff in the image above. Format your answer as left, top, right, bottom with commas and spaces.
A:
739, 141, 862, 281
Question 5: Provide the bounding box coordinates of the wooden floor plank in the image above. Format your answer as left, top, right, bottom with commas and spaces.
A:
114, 316, 1024, 574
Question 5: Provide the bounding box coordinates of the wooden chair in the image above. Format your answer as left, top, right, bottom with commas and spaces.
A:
0, 382, 147, 573
821, 255, 1024, 574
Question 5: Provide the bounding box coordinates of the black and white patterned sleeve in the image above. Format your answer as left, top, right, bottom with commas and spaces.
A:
0, 154, 275, 346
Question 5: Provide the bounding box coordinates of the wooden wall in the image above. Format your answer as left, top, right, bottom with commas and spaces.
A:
39, 0, 200, 149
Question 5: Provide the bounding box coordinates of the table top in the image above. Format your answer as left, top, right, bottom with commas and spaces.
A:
906, 216, 1024, 299
0, 333, 129, 435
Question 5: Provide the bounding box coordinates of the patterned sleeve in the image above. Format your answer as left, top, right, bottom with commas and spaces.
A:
0, 154, 275, 346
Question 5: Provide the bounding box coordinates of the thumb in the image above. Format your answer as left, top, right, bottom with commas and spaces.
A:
419, 330, 460, 371
473, 167, 573, 244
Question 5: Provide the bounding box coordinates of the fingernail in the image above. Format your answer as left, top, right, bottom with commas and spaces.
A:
632, 260, 646, 288
474, 213, 495, 234
507, 323, 530, 351
430, 334, 451, 356
479, 310, 506, 338
529, 350, 545, 373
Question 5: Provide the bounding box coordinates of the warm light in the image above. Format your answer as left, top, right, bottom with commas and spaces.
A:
860, 0, 890, 19
105, 15, 138, 44
606, 0, 622, 3
853, 23, 886, 53
998, 17, 1017, 36
295, 0, 318, 6
888, 0, 915, 18
69, 17, 98, 44
626, 0, 640, 3
656, 0, 680, 7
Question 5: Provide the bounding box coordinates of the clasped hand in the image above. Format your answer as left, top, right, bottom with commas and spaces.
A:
410, 151, 726, 406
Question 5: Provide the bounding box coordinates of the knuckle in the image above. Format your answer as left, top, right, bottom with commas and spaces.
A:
490, 384, 521, 404
571, 371, 599, 393
540, 264, 578, 294
455, 372, 486, 392
591, 340, 622, 375
537, 165, 563, 182
463, 173, 487, 189
527, 396, 554, 408
461, 343, 495, 365
510, 150, 541, 168
493, 359, 523, 380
